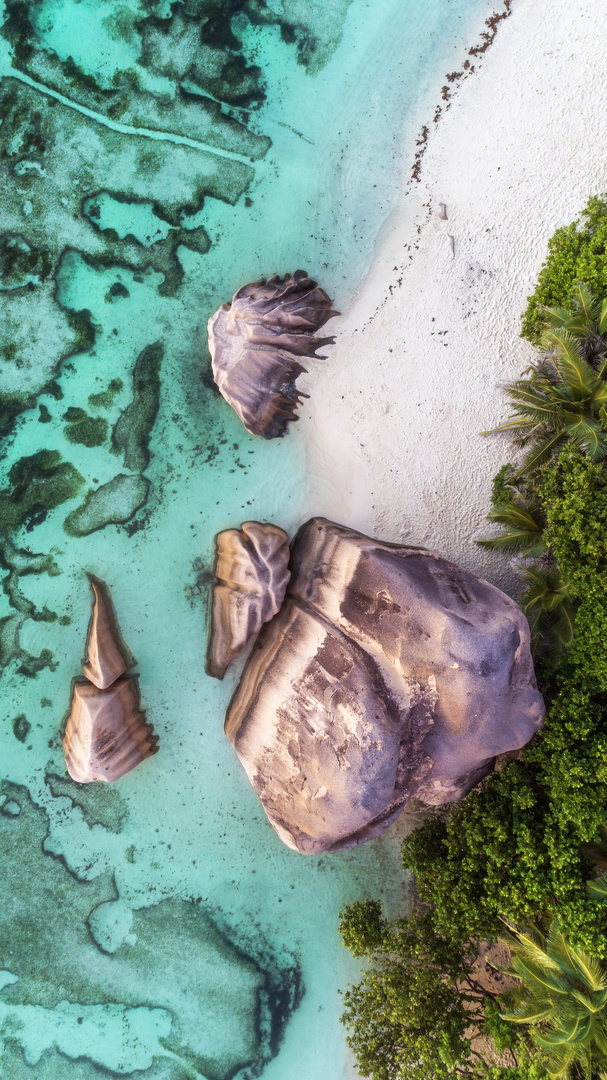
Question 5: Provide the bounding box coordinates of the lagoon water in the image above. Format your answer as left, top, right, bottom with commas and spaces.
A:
0, 1, 496, 1076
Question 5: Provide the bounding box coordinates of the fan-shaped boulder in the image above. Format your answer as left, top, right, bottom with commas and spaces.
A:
225, 518, 545, 854
208, 271, 338, 438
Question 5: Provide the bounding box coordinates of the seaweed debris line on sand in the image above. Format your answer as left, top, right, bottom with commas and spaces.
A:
63, 576, 158, 783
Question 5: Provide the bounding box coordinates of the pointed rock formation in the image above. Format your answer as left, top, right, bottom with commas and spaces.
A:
208, 271, 338, 439
207, 521, 291, 679
63, 577, 158, 783
225, 518, 545, 854
83, 575, 132, 689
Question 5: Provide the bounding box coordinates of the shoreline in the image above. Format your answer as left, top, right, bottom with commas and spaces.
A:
297, 0, 607, 596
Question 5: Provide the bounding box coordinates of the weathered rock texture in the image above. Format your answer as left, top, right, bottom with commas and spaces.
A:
208, 271, 338, 438
83, 575, 132, 689
207, 521, 291, 680
225, 518, 545, 854
63, 577, 158, 783
64, 676, 158, 784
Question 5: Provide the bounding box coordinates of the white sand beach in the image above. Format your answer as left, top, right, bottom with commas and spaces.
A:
299, 0, 607, 594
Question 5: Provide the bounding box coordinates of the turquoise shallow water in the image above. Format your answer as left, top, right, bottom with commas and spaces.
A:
0, 1, 496, 1076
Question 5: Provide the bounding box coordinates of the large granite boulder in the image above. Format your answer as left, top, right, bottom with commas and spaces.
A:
225, 518, 544, 854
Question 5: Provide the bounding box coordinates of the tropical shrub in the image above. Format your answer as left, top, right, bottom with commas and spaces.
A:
338, 900, 524, 1080
402, 446, 607, 956
522, 195, 607, 343
341, 263, 607, 1080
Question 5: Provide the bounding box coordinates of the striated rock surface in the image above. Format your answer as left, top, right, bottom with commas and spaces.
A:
207, 521, 291, 680
208, 270, 338, 438
64, 676, 158, 783
83, 575, 132, 689
63, 576, 158, 783
225, 518, 545, 854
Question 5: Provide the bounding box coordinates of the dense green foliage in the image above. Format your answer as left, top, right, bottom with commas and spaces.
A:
402, 446, 607, 956
490, 284, 607, 473
339, 901, 528, 1080
342, 200, 607, 1079
522, 196, 607, 342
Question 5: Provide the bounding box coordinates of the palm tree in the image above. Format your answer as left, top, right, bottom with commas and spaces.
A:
518, 565, 576, 655
485, 284, 607, 474
477, 489, 575, 654
477, 495, 548, 558
499, 921, 607, 1079
540, 283, 607, 366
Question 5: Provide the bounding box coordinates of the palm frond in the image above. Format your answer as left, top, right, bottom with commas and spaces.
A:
500, 1001, 555, 1023
571, 987, 607, 1014
477, 502, 546, 556
573, 281, 600, 322
563, 413, 607, 459
539, 304, 578, 328
508, 955, 570, 997
547, 925, 607, 992
515, 431, 566, 475
536, 1016, 592, 1048
477, 532, 546, 556
551, 602, 577, 649
542, 1044, 575, 1079
594, 1025, 607, 1056
588, 875, 607, 902
590, 381, 607, 406
543, 329, 599, 397
482, 417, 542, 437
505, 383, 560, 412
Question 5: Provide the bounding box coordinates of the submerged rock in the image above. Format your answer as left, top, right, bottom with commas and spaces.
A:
207, 521, 291, 680
208, 271, 338, 438
225, 518, 545, 854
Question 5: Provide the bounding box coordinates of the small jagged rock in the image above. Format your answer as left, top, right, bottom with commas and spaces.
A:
63, 576, 158, 783
225, 518, 545, 854
63, 676, 158, 784
207, 521, 291, 679
83, 575, 132, 689
208, 271, 338, 438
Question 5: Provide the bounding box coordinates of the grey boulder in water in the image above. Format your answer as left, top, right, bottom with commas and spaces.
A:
225, 518, 545, 854
208, 271, 338, 439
